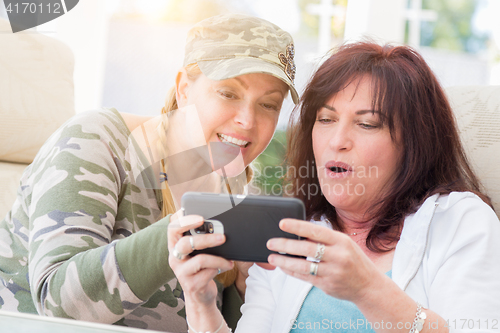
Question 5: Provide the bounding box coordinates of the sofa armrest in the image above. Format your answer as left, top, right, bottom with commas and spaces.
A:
0, 162, 28, 219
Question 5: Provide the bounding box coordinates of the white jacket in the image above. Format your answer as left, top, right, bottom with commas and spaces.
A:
236, 192, 500, 333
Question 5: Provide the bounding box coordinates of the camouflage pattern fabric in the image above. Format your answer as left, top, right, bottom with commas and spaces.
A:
183, 14, 299, 104
0, 108, 225, 332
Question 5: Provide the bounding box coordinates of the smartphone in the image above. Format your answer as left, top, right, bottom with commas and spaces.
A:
184, 219, 224, 236
181, 192, 306, 262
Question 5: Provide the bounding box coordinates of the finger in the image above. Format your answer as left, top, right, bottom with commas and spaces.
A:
280, 267, 316, 283
174, 233, 225, 255
176, 254, 233, 277
168, 215, 204, 249
178, 214, 204, 228
279, 219, 344, 245
167, 215, 204, 232
268, 253, 321, 277
176, 267, 223, 297
267, 238, 321, 259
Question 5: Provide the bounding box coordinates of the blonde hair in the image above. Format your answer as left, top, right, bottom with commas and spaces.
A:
159, 63, 253, 287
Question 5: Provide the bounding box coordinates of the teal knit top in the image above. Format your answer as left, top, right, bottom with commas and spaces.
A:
290, 271, 392, 332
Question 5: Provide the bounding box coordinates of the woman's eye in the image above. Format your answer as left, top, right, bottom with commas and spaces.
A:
358, 122, 378, 129
262, 103, 279, 111
218, 90, 237, 99
316, 118, 332, 123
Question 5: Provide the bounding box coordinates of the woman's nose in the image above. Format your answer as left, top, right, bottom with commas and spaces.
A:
233, 103, 256, 130
328, 123, 353, 151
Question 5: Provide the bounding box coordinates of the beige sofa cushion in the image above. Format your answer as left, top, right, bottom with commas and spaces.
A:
447, 86, 500, 217
0, 18, 75, 164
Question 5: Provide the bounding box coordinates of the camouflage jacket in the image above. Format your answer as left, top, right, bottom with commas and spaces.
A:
0, 108, 240, 332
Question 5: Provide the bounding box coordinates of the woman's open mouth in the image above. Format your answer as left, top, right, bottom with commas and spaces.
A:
329, 166, 348, 173
325, 161, 353, 179
217, 133, 250, 148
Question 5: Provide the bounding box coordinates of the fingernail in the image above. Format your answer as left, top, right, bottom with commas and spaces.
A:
268, 256, 275, 264
267, 240, 274, 249
179, 215, 203, 227
279, 220, 286, 229
216, 234, 224, 242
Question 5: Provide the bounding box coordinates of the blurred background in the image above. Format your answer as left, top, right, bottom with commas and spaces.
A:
1, 0, 499, 195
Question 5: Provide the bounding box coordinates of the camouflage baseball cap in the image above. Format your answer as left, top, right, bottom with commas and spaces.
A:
183, 14, 299, 104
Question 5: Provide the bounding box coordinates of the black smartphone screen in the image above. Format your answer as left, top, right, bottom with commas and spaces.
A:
181, 192, 306, 262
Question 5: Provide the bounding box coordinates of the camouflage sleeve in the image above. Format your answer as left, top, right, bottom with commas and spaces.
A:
114, 216, 174, 301
27, 117, 165, 323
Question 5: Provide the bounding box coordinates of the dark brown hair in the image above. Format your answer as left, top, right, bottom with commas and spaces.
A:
286, 41, 491, 252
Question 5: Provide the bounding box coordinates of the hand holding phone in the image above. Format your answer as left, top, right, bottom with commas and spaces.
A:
181, 192, 306, 262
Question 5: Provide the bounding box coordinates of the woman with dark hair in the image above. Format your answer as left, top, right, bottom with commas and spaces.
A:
168, 41, 500, 332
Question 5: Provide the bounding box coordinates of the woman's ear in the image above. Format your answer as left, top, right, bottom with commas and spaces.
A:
175, 68, 190, 108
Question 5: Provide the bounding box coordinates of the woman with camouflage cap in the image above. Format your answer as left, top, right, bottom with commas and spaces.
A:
0, 13, 298, 332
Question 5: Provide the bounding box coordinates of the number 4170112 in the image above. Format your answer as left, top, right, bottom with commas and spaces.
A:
5, 2, 62, 14
445, 319, 498, 330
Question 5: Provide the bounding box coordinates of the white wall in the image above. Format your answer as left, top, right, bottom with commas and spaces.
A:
344, 0, 405, 44
38, 0, 109, 113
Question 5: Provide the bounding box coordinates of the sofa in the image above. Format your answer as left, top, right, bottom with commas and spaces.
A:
0, 17, 75, 219
447, 85, 500, 217
0, 20, 499, 220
